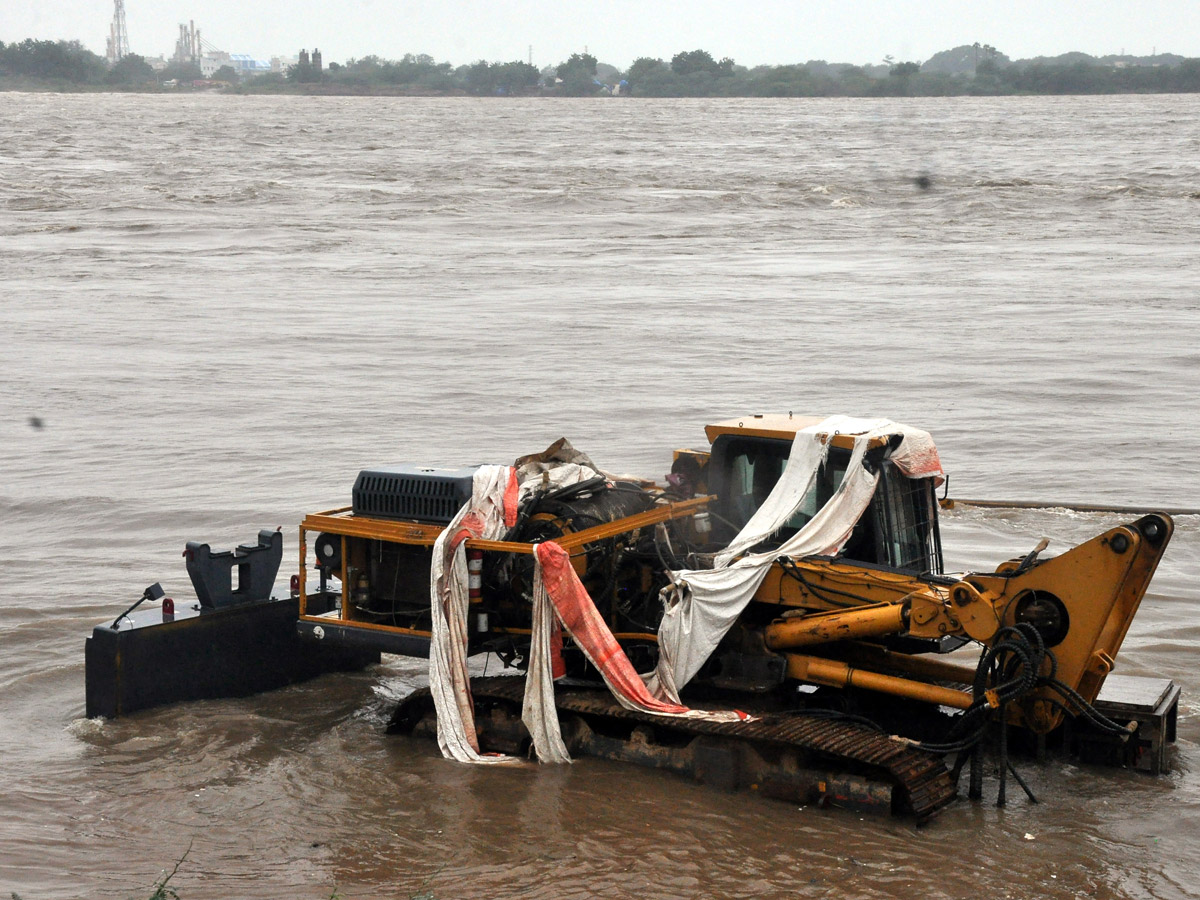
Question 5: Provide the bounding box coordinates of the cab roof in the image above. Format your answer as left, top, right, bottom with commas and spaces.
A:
705, 414, 894, 451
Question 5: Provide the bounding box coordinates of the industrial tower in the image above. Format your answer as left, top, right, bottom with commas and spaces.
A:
174, 21, 203, 63
105, 0, 129, 64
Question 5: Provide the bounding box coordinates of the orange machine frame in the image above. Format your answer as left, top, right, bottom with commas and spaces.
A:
296, 496, 713, 644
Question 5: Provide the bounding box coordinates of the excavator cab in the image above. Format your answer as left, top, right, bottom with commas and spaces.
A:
701, 416, 943, 574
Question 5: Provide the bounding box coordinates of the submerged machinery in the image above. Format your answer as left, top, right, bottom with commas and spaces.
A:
87, 414, 1179, 819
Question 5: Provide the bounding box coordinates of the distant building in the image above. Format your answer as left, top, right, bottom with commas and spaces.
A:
297, 48, 323, 72
230, 54, 273, 77
200, 51, 272, 79
200, 51, 230, 77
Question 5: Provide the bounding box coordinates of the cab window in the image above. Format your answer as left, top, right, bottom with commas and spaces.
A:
721, 437, 848, 534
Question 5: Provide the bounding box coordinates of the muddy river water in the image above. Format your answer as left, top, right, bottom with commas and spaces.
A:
1, 92, 1199, 899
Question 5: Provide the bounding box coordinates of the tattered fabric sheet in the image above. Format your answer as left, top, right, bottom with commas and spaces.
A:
427, 464, 521, 764
429, 417, 942, 765
651, 415, 943, 700
429, 440, 748, 766
429, 444, 611, 763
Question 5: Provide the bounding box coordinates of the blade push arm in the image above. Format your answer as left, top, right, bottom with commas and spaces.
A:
760, 515, 1173, 732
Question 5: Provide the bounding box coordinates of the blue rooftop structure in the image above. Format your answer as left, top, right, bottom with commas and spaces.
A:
229, 54, 271, 74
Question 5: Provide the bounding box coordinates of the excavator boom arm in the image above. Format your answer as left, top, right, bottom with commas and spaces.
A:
758, 514, 1174, 732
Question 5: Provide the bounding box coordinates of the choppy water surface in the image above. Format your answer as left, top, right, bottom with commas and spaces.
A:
1, 93, 1199, 899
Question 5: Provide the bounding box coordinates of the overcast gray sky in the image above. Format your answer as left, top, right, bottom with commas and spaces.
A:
8, 1, 1200, 68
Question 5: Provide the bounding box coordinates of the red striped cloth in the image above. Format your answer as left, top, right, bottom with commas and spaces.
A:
535, 541, 748, 720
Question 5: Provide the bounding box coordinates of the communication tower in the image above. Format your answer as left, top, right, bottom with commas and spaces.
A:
105, 0, 130, 64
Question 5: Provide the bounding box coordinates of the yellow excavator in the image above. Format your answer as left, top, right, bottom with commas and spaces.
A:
287, 414, 1175, 820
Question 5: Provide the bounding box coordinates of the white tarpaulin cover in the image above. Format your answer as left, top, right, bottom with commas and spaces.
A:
428, 448, 604, 763
428, 440, 750, 765
650, 415, 943, 700
427, 464, 520, 764
428, 417, 943, 764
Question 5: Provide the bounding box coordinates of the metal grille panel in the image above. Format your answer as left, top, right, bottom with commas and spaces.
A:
352, 464, 478, 523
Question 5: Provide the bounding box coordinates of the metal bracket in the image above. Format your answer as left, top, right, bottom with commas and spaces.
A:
184, 529, 283, 609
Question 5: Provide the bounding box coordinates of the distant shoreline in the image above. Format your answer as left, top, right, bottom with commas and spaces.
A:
4, 39, 1199, 98
6, 83, 1200, 98
6, 77, 1200, 99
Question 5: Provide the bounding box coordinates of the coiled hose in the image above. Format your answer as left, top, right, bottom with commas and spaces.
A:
911, 623, 1136, 805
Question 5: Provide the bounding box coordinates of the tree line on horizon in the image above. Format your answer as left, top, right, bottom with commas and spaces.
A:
3, 37, 1200, 97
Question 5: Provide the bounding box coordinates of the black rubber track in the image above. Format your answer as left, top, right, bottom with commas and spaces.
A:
398, 675, 958, 822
